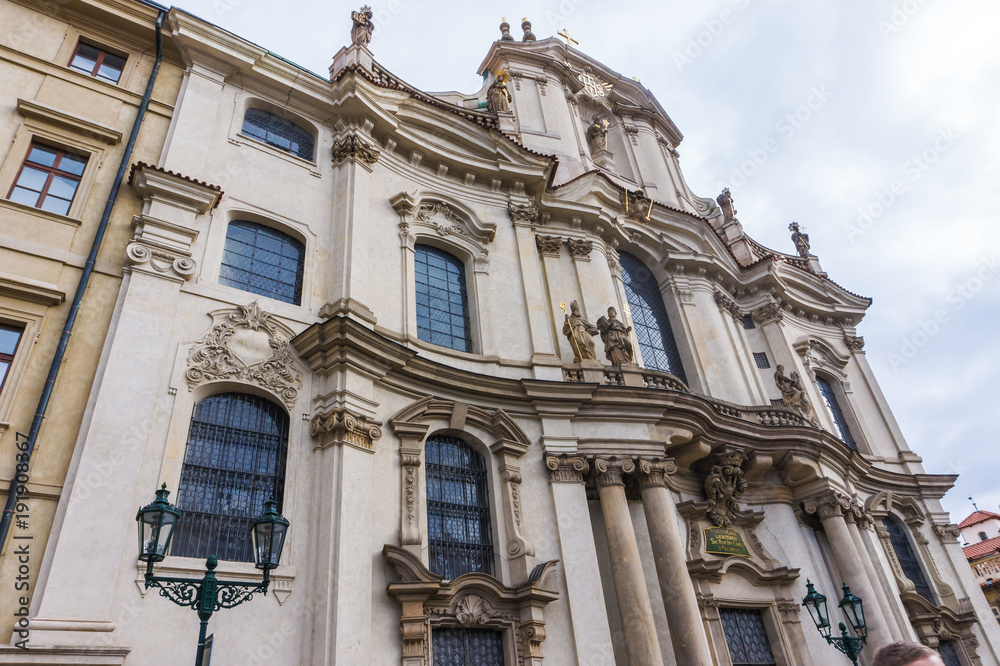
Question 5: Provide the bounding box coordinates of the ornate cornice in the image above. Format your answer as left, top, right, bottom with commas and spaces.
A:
309, 408, 383, 452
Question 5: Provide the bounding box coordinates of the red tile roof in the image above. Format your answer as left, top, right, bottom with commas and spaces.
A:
963, 535, 1000, 561
959, 510, 1000, 529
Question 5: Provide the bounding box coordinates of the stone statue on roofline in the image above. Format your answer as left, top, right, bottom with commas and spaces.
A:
562, 300, 598, 363
774, 364, 819, 425
351, 5, 374, 47
487, 71, 512, 114
597, 307, 634, 366
789, 222, 810, 258
717, 188, 736, 222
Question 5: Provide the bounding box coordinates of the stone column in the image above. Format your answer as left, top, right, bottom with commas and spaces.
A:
636, 459, 714, 666
811, 496, 894, 649
543, 455, 615, 665
847, 516, 911, 640
593, 457, 663, 665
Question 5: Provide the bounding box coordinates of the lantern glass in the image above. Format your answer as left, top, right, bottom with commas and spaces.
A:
801, 580, 831, 638
251, 497, 289, 570
135, 484, 181, 562
838, 583, 867, 637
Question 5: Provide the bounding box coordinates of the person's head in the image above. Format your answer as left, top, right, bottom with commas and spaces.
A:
872, 641, 944, 666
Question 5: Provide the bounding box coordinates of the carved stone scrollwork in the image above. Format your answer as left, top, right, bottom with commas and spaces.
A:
331, 134, 379, 167
185, 302, 302, 407
499, 462, 533, 558
534, 235, 562, 256
751, 301, 784, 326
714, 291, 742, 322
705, 450, 747, 527
416, 202, 470, 238
126, 242, 198, 280
933, 524, 962, 541
309, 408, 383, 452
509, 201, 540, 226
566, 238, 593, 259
544, 454, 589, 483
845, 335, 865, 352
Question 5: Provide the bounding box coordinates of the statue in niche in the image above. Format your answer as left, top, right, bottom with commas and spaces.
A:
789, 222, 811, 257
587, 115, 609, 153
487, 72, 512, 113
561, 300, 598, 363
705, 450, 748, 527
351, 5, 374, 47
774, 364, 818, 425
499, 18, 514, 41
597, 307, 634, 365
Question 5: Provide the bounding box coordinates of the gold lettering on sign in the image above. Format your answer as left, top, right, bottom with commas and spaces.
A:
703, 526, 751, 558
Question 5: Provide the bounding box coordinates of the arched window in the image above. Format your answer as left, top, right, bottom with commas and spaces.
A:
619, 252, 686, 383
414, 244, 472, 353
241, 108, 314, 160
816, 376, 857, 450
425, 435, 493, 579
980, 531, 989, 542
937, 641, 962, 666
883, 516, 933, 602
220, 221, 305, 305
172, 393, 289, 562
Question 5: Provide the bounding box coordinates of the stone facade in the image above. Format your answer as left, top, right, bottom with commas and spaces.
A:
0, 2, 998, 665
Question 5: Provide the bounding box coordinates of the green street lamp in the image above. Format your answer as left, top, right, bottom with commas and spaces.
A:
135, 486, 290, 666
802, 580, 868, 665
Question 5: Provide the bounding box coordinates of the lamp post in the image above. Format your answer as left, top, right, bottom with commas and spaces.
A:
135, 485, 290, 666
802, 580, 868, 665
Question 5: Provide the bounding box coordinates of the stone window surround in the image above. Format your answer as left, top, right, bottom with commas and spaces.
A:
389, 397, 534, 585
54, 27, 142, 89
0, 304, 46, 439
227, 92, 322, 169
701, 596, 797, 666
793, 337, 870, 454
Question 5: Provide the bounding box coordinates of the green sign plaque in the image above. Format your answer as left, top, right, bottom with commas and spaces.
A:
703, 526, 751, 558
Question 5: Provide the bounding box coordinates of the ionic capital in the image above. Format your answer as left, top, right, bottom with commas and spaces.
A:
544, 454, 588, 483
592, 457, 635, 488
635, 458, 677, 490
803, 491, 851, 521
310, 408, 382, 452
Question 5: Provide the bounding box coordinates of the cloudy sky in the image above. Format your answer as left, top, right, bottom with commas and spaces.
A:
169, 0, 1000, 525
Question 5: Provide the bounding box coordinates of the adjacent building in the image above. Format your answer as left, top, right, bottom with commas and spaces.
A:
0, 2, 997, 664
961, 511, 1000, 626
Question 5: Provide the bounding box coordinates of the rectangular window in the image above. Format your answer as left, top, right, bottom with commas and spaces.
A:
69, 40, 126, 83
7, 143, 87, 216
0, 324, 25, 394
770, 398, 785, 406
742, 314, 756, 329
720, 608, 776, 665
432, 628, 504, 666
753, 352, 771, 369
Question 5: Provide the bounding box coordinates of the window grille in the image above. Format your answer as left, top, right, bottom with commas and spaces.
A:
415, 245, 472, 353
172, 393, 289, 562
220, 221, 305, 305
619, 252, 686, 383
69, 41, 126, 83
8, 143, 87, 216
720, 608, 776, 665
937, 640, 962, 666
816, 376, 857, 449
742, 314, 756, 329
433, 628, 504, 666
753, 352, 771, 369
0, 324, 24, 394
770, 399, 785, 406
883, 516, 934, 603
426, 436, 493, 579
241, 108, 315, 160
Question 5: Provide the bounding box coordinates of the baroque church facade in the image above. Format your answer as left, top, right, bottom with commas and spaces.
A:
0, 1, 997, 664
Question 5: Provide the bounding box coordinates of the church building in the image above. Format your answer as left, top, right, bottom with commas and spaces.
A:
0, 1, 997, 664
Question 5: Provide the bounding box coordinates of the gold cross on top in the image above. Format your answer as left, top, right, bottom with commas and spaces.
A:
558, 29, 579, 47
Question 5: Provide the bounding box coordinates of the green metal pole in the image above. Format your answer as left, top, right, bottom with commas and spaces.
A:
195, 618, 209, 666
194, 556, 218, 666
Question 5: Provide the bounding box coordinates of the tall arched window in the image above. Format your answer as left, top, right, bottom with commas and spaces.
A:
172, 393, 289, 562
816, 376, 857, 450
619, 252, 687, 383
425, 435, 493, 579
241, 108, 314, 160
414, 244, 472, 353
883, 516, 933, 603
220, 221, 305, 305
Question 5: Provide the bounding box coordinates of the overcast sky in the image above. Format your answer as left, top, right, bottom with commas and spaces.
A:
169, 0, 1000, 526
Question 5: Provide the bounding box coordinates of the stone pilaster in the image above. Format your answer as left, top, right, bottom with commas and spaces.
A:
592, 457, 664, 665
393, 422, 429, 553
635, 459, 714, 666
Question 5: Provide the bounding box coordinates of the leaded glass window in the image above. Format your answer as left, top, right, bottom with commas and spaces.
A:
938, 641, 962, 666
426, 436, 493, 579
720, 608, 776, 665
433, 628, 504, 666
619, 252, 686, 383
816, 376, 857, 450
172, 393, 288, 562
415, 245, 473, 353
241, 108, 315, 160
220, 221, 305, 305
883, 516, 934, 603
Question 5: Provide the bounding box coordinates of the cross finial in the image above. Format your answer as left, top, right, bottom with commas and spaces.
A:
558, 29, 579, 46
970, 496, 979, 511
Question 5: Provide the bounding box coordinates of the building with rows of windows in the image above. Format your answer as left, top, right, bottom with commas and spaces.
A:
0, 1, 998, 665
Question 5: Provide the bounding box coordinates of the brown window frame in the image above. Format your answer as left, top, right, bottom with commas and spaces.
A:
0, 324, 24, 395
68, 40, 127, 84
7, 143, 87, 214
